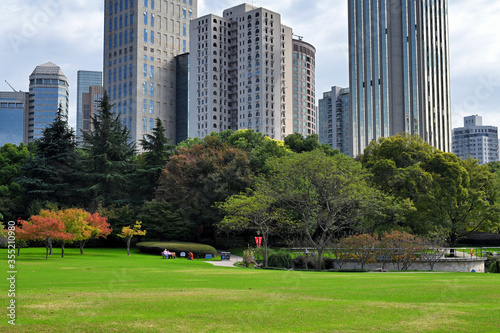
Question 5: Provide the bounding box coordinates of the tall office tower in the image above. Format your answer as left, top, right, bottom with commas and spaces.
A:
0, 91, 29, 146
318, 86, 351, 155
348, 0, 452, 156
28, 62, 69, 142
175, 53, 189, 144
291, 38, 316, 136
81, 85, 104, 137
103, 0, 197, 146
452, 115, 499, 165
188, 3, 296, 140
77, 71, 102, 144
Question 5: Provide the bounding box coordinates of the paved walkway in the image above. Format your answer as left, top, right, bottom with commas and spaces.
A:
205, 252, 243, 268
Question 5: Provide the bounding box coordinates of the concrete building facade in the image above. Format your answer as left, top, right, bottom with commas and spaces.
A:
452, 115, 499, 165
81, 85, 104, 137
291, 39, 316, 136
318, 86, 350, 155
77, 70, 102, 144
28, 62, 69, 142
348, 0, 452, 156
0, 91, 29, 146
188, 3, 303, 140
103, 0, 197, 145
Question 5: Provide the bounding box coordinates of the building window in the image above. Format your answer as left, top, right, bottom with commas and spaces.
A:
144, 0, 148, 7
143, 64, 147, 77
151, 0, 155, 9
151, 13, 154, 27
150, 65, 154, 78
150, 100, 154, 113
150, 83, 154, 97
144, 11, 148, 25
143, 99, 147, 112
150, 30, 154, 44
144, 29, 148, 42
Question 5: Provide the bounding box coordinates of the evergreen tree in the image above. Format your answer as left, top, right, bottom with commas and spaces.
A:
19, 105, 80, 207
134, 118, 175, 201
82, 91, 136, 208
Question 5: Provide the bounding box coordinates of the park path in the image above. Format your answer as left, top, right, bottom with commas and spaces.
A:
205, 251, 243, 268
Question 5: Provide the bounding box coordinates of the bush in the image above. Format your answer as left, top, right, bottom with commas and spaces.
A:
488, 258, 500, 273
268, 250, 292, 268
292, 255, 321, 270
136, 241, 217, 258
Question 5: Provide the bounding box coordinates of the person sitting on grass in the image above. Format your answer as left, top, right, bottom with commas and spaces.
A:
162, 249, 169, 259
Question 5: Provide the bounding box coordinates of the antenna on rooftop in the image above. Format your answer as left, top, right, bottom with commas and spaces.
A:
5, 80, 18, 92
293, 34, 303, 41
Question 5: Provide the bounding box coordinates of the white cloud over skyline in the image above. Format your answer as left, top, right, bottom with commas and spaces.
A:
1, 0, 499, 132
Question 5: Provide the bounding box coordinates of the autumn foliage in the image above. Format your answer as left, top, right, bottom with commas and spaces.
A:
17, 209, 111, 259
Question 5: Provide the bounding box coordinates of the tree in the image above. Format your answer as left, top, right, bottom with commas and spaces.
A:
263, 150, 382, 269
217, 191, 292, 267
83, 212, 112, 254
0, 143, 30, 220
134, 118, 175, 202
82, 91, 136, 208
19, 105, 80, 207
156, 141, 253, 242
284, 133, 336, 155
118, 221, 146, 256
17, 212, 74, 259
380, 231, 426, 271
137, 200, 194, 241
340, 234, 379, 269
362, 134, 500, 245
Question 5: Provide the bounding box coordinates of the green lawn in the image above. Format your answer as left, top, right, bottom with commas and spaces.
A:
1, 247, 500, 332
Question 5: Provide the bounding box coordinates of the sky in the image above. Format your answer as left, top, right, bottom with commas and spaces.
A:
1, 0, 499, 131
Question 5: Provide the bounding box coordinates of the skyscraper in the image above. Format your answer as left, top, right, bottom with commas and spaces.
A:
28, 62, 69, 142
188, 3, 302, 140
81, 85, 104, 137
0, 91, 29, 146
348, 0, 451, 156
103, 0, 197, 146
452, 115, 499, 165
291, 38, 316, 136
77, 70, 102, 144
318, 86, 350, 155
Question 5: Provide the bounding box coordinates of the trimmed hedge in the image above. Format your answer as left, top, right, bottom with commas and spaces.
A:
136, 241, 217, 258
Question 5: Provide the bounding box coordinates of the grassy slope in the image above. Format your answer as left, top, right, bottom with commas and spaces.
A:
1, 248, 499, 333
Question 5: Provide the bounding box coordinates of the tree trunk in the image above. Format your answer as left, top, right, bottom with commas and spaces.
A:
317, 248, 323, 270
49, 239, 53, 255
61, 242, 65, 258
263, 234, 269, 267
79, 240, 86, 255
45, 241, 49, 260
127, 238, 131, 256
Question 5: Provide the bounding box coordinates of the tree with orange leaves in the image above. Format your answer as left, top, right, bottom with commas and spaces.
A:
17, 213, 74, 259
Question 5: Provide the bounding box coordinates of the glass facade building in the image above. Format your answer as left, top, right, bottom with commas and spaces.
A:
28, 62, 69, 142
348, 0, 451, 156
77, 71, 102, 144
0, 91, 28, 146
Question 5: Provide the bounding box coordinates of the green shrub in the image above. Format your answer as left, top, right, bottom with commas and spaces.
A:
292, 255, 320, 270
136, 241, 217, 258
489, 258, 500, 273
268, 250, 292, 268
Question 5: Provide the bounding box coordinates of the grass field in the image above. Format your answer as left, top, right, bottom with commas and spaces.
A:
1, 247, 500, 332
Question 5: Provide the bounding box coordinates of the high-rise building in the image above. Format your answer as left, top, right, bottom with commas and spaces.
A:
103, 0, 197, 146
348, 0, 451, 156
452, 115, 499, 165
77, 70, 102, 144
81, 85, 104, 137
28, 62, 69, 142
318, 86, 350, 155
175, 53, 189, 144
291, 39, 316, 136
188, 3, 305, 140
0, 91, 29, 146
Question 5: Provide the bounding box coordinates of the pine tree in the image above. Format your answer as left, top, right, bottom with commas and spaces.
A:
19, 105, 79, 207
82, 91, 136, 208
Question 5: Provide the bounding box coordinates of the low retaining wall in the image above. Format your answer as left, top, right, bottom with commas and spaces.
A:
337, 258, 486, 273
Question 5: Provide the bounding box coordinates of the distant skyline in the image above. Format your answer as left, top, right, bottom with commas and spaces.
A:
1, 0, 499, 134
